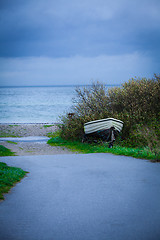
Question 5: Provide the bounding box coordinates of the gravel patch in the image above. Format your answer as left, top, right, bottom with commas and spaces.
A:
0, 141, 74, 156
0, 124, 75, 156
0, 124, 58, 137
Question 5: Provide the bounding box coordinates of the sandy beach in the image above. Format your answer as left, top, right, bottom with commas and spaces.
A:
0, 124, 74, 156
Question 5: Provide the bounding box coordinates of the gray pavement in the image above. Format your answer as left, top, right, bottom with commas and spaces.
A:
0, 136, 50, 142
0, 153, 160, 240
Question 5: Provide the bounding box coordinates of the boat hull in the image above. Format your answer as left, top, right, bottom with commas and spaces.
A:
84, 118, 123, 135
83, 118, 123, 146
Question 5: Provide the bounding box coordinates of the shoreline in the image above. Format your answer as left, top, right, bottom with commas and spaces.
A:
0, 124, 58, 137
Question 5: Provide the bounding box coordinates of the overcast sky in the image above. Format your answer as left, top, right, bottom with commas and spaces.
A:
0, 0, 160, 86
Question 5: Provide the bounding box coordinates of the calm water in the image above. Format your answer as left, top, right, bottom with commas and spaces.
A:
0, 86, 76, 123
0, 85, 116, 123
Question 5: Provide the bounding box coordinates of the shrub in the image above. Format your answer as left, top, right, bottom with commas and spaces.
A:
60, 82, 110, 140
59, 75, 160, 151
107, 74, 160, 137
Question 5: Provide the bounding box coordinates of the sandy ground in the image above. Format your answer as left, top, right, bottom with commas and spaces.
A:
0, 124, 57, 137
0, 124, 74, 156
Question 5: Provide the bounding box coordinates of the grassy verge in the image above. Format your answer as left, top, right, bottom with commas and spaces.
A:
0, 145, 15, 156
7, 141, 17, 144
43, 124, 55, 128
8, 125, 19, 127
47, 136, 160, 162
0, 162, 28, 200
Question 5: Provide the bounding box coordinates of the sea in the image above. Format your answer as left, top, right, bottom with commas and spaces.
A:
0, 85, 116, 124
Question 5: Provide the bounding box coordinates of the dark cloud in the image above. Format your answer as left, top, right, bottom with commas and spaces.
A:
0, 0, 159, 85
0, 0, 160, 58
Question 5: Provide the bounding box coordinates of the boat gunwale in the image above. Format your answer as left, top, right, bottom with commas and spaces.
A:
84, 118, 124, 127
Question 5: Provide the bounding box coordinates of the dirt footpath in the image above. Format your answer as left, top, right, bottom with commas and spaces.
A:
0, 124, 74, 156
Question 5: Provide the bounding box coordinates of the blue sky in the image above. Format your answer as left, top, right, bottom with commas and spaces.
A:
0, 0, 160, 86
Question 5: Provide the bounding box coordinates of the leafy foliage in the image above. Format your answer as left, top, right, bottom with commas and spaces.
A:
59, 74, 160, 156
107, 74, 160, 137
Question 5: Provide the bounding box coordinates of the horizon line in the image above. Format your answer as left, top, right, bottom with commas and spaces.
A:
0, 84, 121, 88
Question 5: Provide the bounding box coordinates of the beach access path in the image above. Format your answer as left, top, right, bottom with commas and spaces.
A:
1, 124, 160, 239
1, 153, 160, 240
0, 124, 74, 155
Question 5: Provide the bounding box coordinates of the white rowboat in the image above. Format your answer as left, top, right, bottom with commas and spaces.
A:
84, 118, 123, 135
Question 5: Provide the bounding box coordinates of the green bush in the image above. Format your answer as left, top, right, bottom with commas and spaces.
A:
59, 75, 160, 153
107, 74, 160, 137
60, 81, 110, 140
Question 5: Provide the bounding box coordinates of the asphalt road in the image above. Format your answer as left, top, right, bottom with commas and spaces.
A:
0, 153, 160, 240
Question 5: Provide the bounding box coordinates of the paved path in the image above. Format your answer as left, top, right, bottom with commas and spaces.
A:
0, 136, 50, 142
0, 153, 160, 240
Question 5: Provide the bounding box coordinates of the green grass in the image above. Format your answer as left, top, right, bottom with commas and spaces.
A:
0, 162, 28, 200
0, 145, 15, 156
8, 125, 19, 127
6, 141, 17, 144
47, 130, 61, 138
43, 124, 55, 128
47, 136, 160, 162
